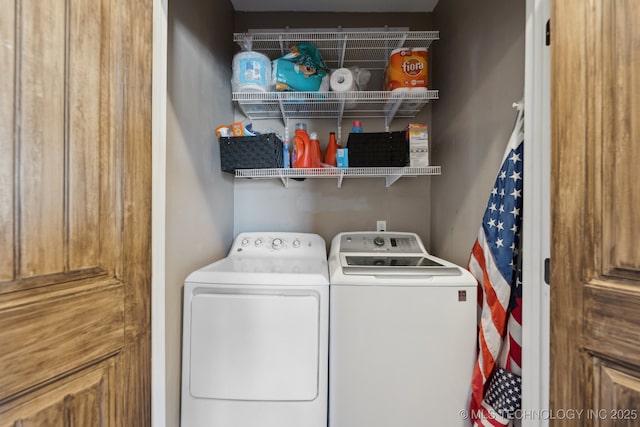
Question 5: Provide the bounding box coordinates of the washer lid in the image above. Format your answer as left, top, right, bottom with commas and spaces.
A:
186, 257, 330, 285
340, 254, 462, 276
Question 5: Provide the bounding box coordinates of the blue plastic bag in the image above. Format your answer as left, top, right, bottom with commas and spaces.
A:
272, 43, 329, 92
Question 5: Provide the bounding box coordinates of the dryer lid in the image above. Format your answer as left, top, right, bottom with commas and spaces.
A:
186, 257, 330, 285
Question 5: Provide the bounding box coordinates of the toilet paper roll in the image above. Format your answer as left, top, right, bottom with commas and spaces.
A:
330, 68, 357, 108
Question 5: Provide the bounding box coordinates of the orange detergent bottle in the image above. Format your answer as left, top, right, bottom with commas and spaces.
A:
324, 132, 339, 167
293, 123, 311, 168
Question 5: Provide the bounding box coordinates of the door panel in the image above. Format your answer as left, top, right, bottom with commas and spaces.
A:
596, 361, 640, 427
601, 0, 640, 277
0, 0, 151, 424
551, 0, 640, 423
0, 359, 116, 427
19, 0, 67, 278
0, 281, 124, 401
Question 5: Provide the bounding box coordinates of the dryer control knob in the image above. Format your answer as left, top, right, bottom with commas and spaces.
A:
241, 238, 250, 247
272, 238, 283, 249
255, 238, 263, 247
292, 239, 301, 248
374, 236, 385, 247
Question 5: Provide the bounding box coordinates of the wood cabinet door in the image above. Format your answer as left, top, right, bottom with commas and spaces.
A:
0, 0, 151, 425
551, 0, 640, 425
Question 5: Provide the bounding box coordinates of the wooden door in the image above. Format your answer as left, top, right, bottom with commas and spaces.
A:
551, 0, 640, 425
0, 0, 152, 425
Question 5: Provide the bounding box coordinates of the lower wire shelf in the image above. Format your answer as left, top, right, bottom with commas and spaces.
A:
233, 166, 441, 188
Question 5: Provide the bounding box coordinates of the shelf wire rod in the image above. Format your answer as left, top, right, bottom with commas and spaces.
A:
278, 33, 286, 56
338, 34, 347, 68
337, 170, 345, 188
278, 96, 287, 131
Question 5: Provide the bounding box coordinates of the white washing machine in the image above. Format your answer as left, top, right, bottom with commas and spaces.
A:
328, 232, 477, 427
181, 232, 329, 427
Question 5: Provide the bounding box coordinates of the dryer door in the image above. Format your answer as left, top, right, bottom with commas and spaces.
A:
189, 291, 320, 401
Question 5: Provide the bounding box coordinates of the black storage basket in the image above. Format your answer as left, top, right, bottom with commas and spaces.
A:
219, 133, 284, 173
346, 131, 409, 167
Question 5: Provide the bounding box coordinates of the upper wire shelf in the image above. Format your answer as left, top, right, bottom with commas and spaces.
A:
233, 28, 439, 70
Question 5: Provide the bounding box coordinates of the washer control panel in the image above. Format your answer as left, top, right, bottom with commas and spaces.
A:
231, 232, 326, 258
339, 232, 425, 254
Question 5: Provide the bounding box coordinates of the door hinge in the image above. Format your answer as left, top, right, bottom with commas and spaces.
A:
545, 19, 551, 46
544, 258, 550, 285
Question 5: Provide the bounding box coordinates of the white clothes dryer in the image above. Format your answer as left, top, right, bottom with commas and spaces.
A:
328, 231, 477, 427
181, 232, 329, 427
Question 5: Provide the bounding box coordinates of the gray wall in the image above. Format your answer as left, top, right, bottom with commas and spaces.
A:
430, 0, 525, 266
166, 0, 235, 425
232, 13, 435, 247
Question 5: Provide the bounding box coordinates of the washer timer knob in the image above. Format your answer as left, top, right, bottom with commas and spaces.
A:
272, 238, 283, 249
293, 239, 301, 248
241, 238, 250, 247
373, 236, 385, 247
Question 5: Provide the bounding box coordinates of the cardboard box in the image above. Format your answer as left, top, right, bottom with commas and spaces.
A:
406, 124, 429, 167
336, 148, 349, 168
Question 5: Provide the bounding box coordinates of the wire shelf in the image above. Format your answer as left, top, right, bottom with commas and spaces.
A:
234, 29, 439, 69
232, 28, 439, 142
233, 90, 439, 122
234, 166, 441, 188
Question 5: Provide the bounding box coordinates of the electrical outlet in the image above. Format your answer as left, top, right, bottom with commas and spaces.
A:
376, 220, 387, 232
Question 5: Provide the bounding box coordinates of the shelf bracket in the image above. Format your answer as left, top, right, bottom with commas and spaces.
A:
278, 95, 287, 129
277, 170, 290, 188
337, 170, 346, 188
337, 99, 345, 141
385, 167, 410, 187
385, 96, 403, 130
385, 174, 402, 187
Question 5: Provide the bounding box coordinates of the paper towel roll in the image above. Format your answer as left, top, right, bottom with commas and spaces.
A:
330, 68, 357, 108
232, 51, 271, 92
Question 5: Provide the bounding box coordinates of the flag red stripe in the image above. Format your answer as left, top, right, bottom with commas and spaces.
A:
471, 242, 508, 333
478, 329, 494, 383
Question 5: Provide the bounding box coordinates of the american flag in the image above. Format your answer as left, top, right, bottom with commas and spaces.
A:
468, 107, 524, 426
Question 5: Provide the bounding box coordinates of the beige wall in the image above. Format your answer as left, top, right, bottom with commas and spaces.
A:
430, 0, 525, 265
166, 0, 235, 425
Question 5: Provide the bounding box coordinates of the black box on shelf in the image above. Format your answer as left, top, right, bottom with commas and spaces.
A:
346, 131, 409, 167
219, 133, 284, 173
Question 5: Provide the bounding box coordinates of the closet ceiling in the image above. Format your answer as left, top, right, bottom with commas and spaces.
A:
230, 0, 439, 13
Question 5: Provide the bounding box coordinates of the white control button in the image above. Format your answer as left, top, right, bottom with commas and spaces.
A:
272, 238, 283, 249
255, 238, 263, 247
241, 238, 249, 247
293, 239, 301, 248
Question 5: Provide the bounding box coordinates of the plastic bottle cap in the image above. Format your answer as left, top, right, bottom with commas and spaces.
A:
295, 123, 307, 131
309, 132, 318, 139
353, 120, 362, 127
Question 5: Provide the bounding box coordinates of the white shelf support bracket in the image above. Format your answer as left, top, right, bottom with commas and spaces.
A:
385, 97, 402, 130
385, 173, 402, 187
337, 170, 346, 188
278, 95, 287, 129
277, 170, 289, 188
337, 99, 345, 140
